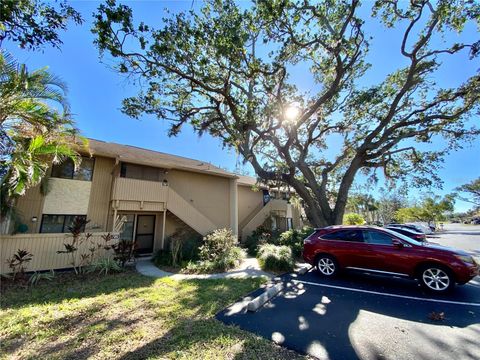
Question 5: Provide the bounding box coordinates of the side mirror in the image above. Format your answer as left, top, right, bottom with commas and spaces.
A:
392, 239, 404, 249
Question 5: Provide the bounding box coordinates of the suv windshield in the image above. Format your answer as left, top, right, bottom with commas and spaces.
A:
382, 228, 424, 246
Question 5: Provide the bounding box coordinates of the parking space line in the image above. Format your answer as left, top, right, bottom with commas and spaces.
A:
292, 280, 480, 307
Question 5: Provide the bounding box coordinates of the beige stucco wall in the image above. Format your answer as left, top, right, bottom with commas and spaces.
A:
166, 169, 230, 229
238, 185, 264, 227
42, 178, 92, 215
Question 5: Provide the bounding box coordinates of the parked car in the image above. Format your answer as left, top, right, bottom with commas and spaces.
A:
303, 226, 479, 293
388, 223, 425, 233
407, 222, 436, 234
385, 226, 426, 242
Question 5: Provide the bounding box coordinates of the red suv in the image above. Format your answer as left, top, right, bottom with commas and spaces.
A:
303, 226, 479, 293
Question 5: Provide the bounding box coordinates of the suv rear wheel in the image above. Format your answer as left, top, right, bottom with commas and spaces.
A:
316, 255, 338, 276
419, 265, 454, 292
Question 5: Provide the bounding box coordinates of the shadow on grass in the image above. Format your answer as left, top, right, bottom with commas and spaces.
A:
0, 270, 155, 309
118, 317, 299, 360
1, 271, 273, 359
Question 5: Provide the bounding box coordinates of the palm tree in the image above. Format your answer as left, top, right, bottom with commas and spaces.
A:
0, 50, 86, 219
0, 51, 71, 127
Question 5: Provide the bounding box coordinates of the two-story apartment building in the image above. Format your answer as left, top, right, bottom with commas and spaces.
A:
9, 139, 303, 255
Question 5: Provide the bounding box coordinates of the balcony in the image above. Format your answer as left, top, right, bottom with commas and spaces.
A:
111, 177, 216, 234
112, 177, 168, 205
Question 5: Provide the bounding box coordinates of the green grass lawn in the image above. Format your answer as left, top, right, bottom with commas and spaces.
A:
1, 271, 305, 360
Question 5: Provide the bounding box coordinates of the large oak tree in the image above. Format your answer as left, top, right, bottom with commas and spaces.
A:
92, 0, 480, 226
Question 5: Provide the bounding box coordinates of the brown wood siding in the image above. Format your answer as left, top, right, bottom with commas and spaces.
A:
1, 232, 118, 273
14, 184, 45, 234
87, 157, 115, 232
112, 177, 168, 203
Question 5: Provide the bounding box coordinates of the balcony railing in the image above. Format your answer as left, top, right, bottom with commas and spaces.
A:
112, 177, 168, 203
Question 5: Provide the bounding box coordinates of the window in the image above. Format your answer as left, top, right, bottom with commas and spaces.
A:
51, 157, 94, 181
120, 162, 164, 182
322, 230, 364, 242
271, 216, 277, 230
40, 215, 86, 233
287, 218, 293, 230
119, 214, 135, 241
363, 230, 394, 245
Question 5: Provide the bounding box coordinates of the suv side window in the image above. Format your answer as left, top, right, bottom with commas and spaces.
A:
322, 230, 364, 242
364, 230, 394, 245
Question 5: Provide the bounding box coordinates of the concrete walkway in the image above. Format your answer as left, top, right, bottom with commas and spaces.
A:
135, 257, 273, 280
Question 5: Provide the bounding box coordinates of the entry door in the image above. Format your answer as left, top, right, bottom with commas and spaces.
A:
135, 215, 155, 254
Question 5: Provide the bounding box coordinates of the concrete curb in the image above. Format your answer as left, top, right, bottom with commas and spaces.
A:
247, 282, 284, 312
297, 266, 311, 275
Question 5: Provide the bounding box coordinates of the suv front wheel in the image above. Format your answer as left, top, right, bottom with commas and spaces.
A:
418, 265, 454, 292
316, 255, 338, 276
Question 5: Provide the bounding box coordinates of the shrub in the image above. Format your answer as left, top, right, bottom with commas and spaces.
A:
153, 249, 174, 267
185, 247, 245, 274
111, 239, 136, 267
278, 226, 314, 258
199, 228, 236, 261
179, 234, 202, 262
89, 257, 122, 275
6, 249, 33, 280
185, 228, 245, 273
257, 244, 295, 272
244, 225, 281, 256
154, 231, 202, 267
343, 213, 366, 225
29, 270, 55, 286
57, 216, 92, 274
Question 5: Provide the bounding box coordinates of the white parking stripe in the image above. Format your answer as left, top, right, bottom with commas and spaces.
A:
292, 280, 480, 307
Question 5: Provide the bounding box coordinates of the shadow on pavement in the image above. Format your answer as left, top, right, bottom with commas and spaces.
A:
217, 271, 480, 360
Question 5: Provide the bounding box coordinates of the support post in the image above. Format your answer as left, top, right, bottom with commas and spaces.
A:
229, 178, 238, 239
162, 209, 167, 249
113, 206, 118, 232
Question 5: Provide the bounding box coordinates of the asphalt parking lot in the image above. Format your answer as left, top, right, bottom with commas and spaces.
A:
218, 224, 480, 360
429, 223, 480, 260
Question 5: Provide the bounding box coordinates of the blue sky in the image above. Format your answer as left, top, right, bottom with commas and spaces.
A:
5, 1, 479, 212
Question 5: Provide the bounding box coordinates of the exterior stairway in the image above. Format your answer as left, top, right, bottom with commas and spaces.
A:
166, 188, 217, 235
241, 199, 290, 239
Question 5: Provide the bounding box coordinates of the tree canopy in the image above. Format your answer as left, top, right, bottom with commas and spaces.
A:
395, 195, 455, 224
92, 0, 480, 226
455, 177, 480, 206
0, 0, 82, 50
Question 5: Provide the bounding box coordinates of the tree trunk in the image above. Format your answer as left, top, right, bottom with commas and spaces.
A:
304, 205, 331, 228
332, 159, 362, 225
